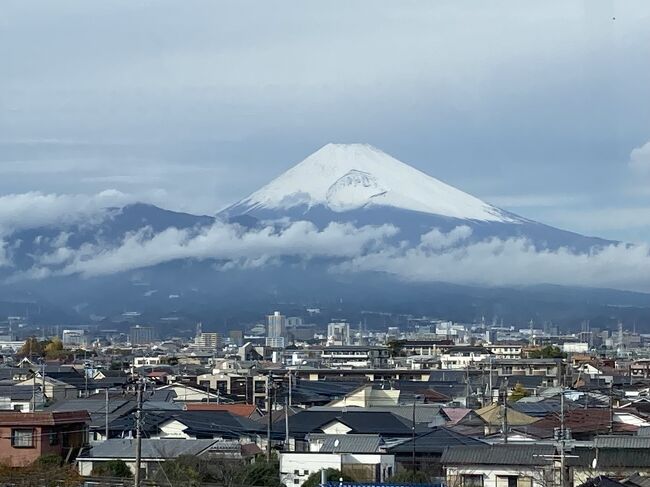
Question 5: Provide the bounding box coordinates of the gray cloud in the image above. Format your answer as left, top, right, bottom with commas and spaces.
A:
630, 140, 650, 173
335, 227, 650, 292
6, 218, 650, 293
0, 190, 134, 236
18, 220, 397, 279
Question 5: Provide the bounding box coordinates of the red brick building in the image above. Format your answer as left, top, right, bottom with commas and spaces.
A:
0, 411, 90, 467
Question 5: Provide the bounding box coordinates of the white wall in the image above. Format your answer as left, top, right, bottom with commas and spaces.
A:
446, 466, 555, 487
280, 453, 341, 487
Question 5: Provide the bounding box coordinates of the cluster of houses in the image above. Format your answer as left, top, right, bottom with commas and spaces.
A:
3, 340, 650, 487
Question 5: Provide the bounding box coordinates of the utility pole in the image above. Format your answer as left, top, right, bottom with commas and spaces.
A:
105, 388, 109, 441
285, 397, 290, 451
502, 379, 508, 444
560, 385, 566, 487
488, 356, 493, 404
267, 374, 274, 461
288, 371, 292, 407
465, 363, 470, 408
41, 361, 45, 409
411, 397, 417, 481
608, 382, 614, 434
134, 381, 143, 487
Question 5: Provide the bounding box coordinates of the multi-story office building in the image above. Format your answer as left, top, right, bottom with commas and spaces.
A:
62, 329, 88, 348
265, 336, 286, 349
319, 346, 389, 369
195, 332, 223, 349
130, 325, 155, 345
327, 321, 351, 346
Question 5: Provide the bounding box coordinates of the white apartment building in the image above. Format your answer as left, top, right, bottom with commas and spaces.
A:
439, 346, 492, 370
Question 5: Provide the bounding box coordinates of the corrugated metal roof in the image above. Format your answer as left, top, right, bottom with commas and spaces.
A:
594, 435, 650, 449
441, 444, 556, 466
312, 434, 382, 453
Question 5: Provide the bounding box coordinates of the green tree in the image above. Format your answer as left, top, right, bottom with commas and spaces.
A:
388, 470, 430, 483
93, 459, 132, 478
303, 469, 353, 487
241, 458, 283, 487
153, 457, 201, 486
0, 455, 81, 487
18, 337, 46, 358
509, 382, 530, 402
44, 338, 64, 360
529, 345, 565, 359
386, 339, 407, 358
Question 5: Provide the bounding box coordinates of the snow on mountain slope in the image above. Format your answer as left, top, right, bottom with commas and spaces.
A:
227, 143, 518, 222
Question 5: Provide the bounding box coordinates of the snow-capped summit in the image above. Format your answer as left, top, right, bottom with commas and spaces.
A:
226, 143, 515, 222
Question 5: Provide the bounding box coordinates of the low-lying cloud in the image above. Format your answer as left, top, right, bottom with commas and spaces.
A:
0, 190, 134, 236
18, 220, 398, 279
336, 227, 650, 292
3, 193, 650, 292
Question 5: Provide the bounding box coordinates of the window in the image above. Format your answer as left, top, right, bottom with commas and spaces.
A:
11, 428, 35, 448
294, 470, 299, 475
462, 474, 484, 487
294, 480, 300, 485
496, 476, 532, 487
48, 431, 59, 446
303, 470, 309, 476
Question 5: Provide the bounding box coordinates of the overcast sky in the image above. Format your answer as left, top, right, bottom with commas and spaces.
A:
2, 1, 650, 242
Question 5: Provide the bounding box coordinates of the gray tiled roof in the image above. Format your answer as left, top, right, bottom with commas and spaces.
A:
387, 427, 485, 454
309, 405, 442, 424
594, 435, 650, 449
80, 438, 217, 459
441, 444, 556, 466
570, 447, 650, 469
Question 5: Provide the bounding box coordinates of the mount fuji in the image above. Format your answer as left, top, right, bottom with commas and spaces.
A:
222, 143, 609, 250
3, 142, 645, 328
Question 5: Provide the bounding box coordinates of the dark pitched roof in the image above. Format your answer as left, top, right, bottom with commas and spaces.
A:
387, 427, 485, 454
79, 438, 217, 459
0, 385, 39, 401
511, 399, 566, 417
46, 371, 97, 390
441, 444, 556, 466
570, 447, 650, 469
49, 398, 136, 430
109, 410, 263, 438
275, 410, 414, 436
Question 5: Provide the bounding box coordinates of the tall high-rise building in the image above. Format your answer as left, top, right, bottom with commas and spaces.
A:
267, 311, 286, 338
130, 325, 155, 345
266, 311, 287, 349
